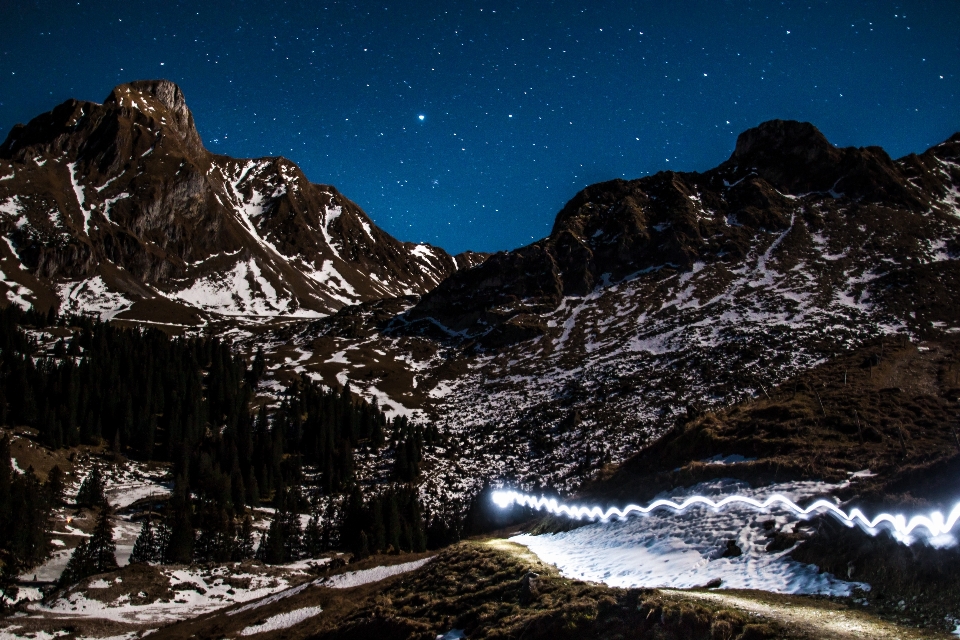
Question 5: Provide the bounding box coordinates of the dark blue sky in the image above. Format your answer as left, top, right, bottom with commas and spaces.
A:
1, 1, 958, 254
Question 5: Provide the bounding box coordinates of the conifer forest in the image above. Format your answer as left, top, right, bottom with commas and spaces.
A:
0, 305, 454, 600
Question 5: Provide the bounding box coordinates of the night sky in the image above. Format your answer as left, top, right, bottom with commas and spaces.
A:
1, 1, 958, 254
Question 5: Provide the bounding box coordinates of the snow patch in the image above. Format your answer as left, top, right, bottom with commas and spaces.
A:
362, 384, 423, 420
57, 278, 133, 321
321, 205, 343, 259
67, 162, 92, 235
102, 193, 131, 224
0, 196, 22, 218
239, 606, 323, 635
700, 454, 756, 466
319, 557, 433, 589
173, 259, 292, 316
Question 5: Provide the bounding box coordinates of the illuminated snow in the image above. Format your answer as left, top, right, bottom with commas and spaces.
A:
509, 479, 868, 595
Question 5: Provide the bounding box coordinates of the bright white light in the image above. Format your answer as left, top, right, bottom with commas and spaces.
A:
418, 114, 425, 121
492, 489, 960, 546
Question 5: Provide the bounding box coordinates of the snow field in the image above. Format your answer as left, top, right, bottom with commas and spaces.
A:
34, 566, 297, 624
511, 479, 866, 596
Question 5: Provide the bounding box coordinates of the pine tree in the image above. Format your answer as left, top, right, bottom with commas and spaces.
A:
60, 539, 92, 585
371, 497, 386, 553
154, 522, 171, 562
386, 492, 401, 553
195, 506, 234, 563
410, 498, 427, 553
87, 505, 118, 574
256, 516, 285, 564
234, 516, 255, 561
164, 496, 194, 564
130, 519, 159, 564
46, 465, 65, 505
246, 473, 260, 508
0, 437, 11, 534
303, 515, 322, 558
357, 531, 370, 560
0, 560, 19, 614
370, 417, 385, 449
76, 466, 107, 508
256, 488, 304, 564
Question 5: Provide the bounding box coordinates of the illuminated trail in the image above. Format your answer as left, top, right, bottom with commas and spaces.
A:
492, 489, 960, 543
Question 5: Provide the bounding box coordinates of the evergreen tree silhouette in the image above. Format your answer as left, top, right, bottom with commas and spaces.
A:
88, 505, 118, 574
76, 467, 107, 508
130, 519, 159, 564
60, 539, 92, 585
46, 465, 65, 505
234, 516, 255, 561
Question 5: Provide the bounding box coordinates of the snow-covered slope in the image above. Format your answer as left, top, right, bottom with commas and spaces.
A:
246, 122, 960, 510
0, 80, 485, 322
511, 478, 864, 595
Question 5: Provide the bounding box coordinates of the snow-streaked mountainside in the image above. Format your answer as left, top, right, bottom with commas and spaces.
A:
3, 88, 960, 639
2, 84, 960, 511
0, 80, 485, 322
241, 121, 960, 510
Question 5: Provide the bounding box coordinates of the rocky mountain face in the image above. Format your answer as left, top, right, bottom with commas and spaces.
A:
3, 86, 959, 510
404, 120, 959, 342
243, 120, 960, 510
0, 80, 484, 322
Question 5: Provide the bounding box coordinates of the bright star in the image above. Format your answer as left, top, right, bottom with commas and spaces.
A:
418, 114, 425, 121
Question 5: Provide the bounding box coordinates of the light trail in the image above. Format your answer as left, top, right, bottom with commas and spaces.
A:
492, 489, 960, 544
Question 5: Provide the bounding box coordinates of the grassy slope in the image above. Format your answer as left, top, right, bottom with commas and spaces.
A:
586, 335, 960, 509
148, 540, 791, 640
572, 335, 960, 633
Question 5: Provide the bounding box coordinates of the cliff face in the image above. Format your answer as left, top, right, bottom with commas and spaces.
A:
0, 80, 485, 321
403, 120, 960, 343
280, 120, 958, 500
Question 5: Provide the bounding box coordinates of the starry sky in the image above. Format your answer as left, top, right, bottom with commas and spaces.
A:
1, 1, 958, 254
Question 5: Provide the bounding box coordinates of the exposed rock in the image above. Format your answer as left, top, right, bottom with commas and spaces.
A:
0, 80, 487, 318
519, 571, 540, 604
402, 120, 956, 342
721, 540, 742, 558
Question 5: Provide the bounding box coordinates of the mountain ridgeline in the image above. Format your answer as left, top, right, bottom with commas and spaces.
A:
0, 80, 485, 323
402, 120, 960, 344
1, 81, 960, 579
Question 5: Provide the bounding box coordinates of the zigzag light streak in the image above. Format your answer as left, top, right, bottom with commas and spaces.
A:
492, 489, 960, 543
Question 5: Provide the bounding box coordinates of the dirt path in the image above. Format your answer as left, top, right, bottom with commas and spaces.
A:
666, 589, 950, 640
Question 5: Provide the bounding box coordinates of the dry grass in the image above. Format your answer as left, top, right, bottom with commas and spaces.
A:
590, 336, 960, 512
571, 334, 960, 634
307, 541, 789, 640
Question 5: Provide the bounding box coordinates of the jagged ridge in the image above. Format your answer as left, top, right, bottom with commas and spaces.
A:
404, 120, 960, 344
0, 80, 486, 322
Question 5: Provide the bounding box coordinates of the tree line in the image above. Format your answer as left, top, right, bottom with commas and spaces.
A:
0, 305, 464, 584
0, 435, 63, 609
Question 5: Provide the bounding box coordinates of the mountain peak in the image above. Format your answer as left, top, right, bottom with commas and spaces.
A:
725, 120, 843, 195
105, 79, 204, 156
722, 119, 915, 203
731, 119, 835, 162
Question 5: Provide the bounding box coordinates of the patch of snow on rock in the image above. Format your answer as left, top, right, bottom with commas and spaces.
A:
57, 278, 133, 321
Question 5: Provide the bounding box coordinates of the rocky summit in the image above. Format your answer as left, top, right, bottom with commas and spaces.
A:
0, 80, 484, 324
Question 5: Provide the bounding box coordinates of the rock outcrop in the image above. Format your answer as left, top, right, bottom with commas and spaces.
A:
0, 80, 485, 321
